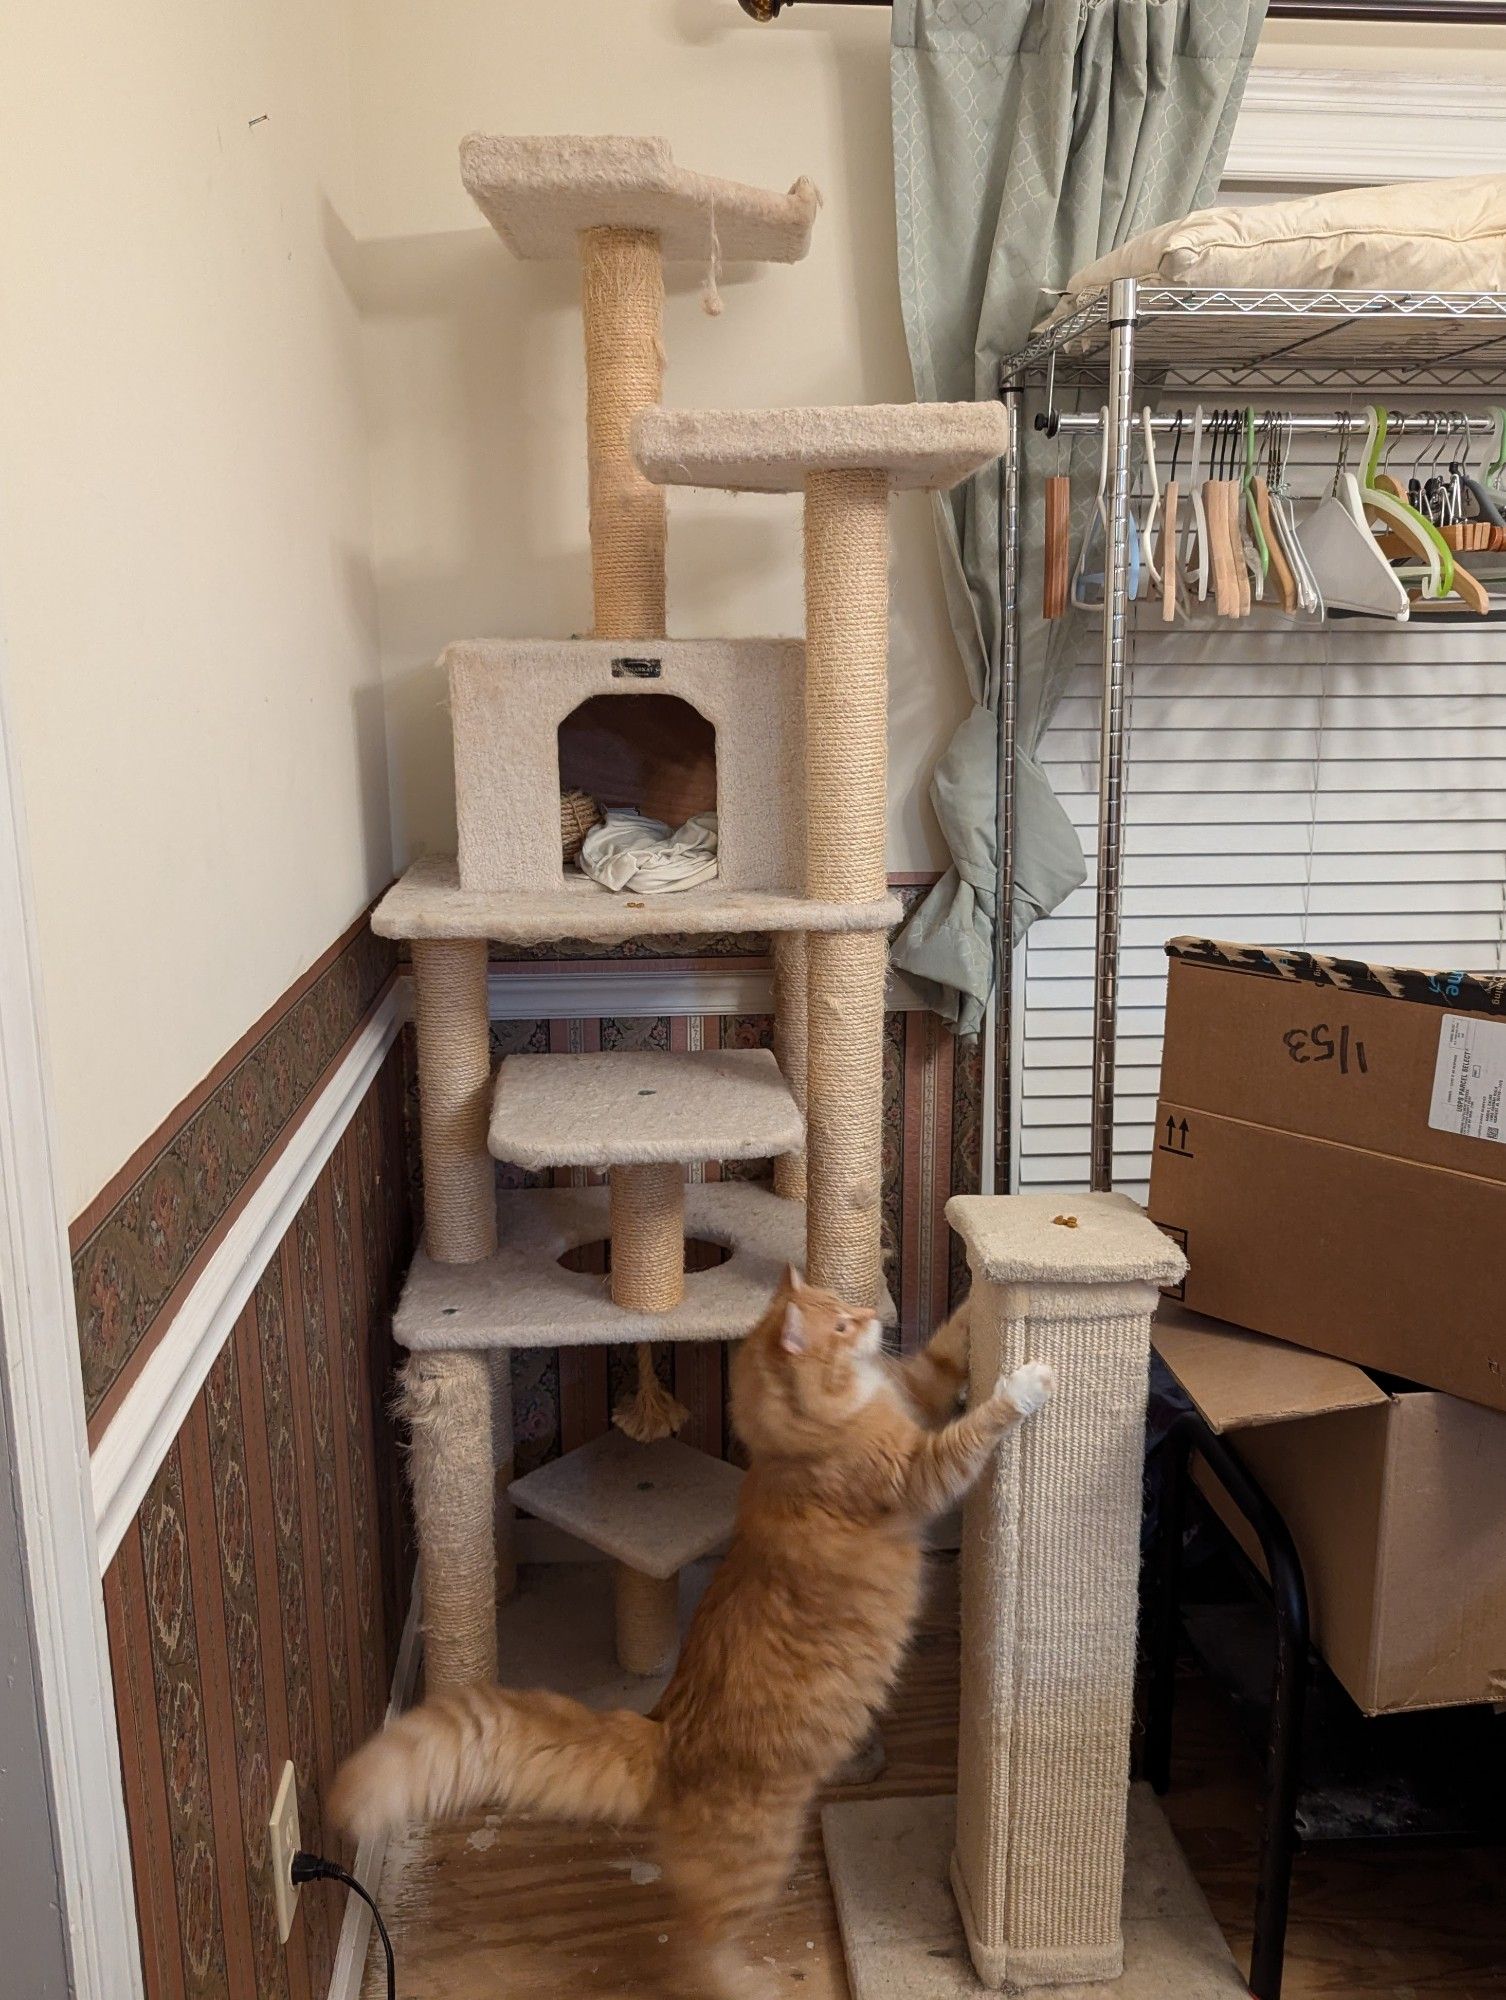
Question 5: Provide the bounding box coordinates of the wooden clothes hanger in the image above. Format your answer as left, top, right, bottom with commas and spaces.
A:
1254, 412, 1297, 614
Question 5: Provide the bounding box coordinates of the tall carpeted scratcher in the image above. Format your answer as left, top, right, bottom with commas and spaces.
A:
820, 1194, 1246, 1998
372, 134, 1006, 1700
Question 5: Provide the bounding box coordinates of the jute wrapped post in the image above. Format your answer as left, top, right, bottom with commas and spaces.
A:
772, 932, 808, 1202
581, 223, 680, 1436
412, 938, 496, 1264
400, 1350, 498, 1690
614, 1563, 680, 1677
491, 1352, 516, 1602
610, 1162, 691, 1443
802, 469, 890, 1306
947, 1193, 1188, 1988
581, 224, 666, 640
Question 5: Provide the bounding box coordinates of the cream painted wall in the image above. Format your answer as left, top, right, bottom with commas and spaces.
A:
351, 0, 1506, 878
0, 0, 388, 1217
352, 0, 963, 879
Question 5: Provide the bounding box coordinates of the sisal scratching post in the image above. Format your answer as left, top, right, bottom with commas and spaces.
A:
610, 1162, 691, 1443
772, 933, 809, 1202
490, 1352, 517, 1603
614, 1562, 680, 1677
412, 938, 496, 1264
581, 224, 677, 1430
947, 1194, 1187, 1988
581, 225, 666, 640
400, 1350, 498, 1691
801, 469, 890, 1304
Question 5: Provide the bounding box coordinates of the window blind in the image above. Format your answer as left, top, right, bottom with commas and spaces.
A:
1018, 612, 1506, 1199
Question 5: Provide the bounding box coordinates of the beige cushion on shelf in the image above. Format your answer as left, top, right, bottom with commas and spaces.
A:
460, 133, 818, 264
633, 402, 1010, 495
1057, 174, 1506, 306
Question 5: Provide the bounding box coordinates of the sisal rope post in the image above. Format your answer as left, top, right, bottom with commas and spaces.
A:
580, 225, 667, 640
801, 469, 891, 1304
614, 1563, 680, 1678
491, 1352, 516, 1603
805, 930, 887, 1307
412, 938, 496, 1264
400, 1351, 497, 1690
580, 223, 678, 1430
609, 1163, 690, 1443
772, 932, 809, 1202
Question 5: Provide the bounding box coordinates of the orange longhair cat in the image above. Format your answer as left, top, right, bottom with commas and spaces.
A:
330, 1270, 1054, 1998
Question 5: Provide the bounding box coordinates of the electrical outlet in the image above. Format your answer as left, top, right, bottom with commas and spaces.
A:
269, 1761, 301, 1945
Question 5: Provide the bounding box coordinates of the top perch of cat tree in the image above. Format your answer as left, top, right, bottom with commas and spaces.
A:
460, 134, 819, 263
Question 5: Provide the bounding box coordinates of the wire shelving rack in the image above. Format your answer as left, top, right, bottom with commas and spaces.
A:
992, 281, 1506, 1194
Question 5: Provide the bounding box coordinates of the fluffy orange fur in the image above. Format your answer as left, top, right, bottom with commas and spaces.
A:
330, 1271, 1053, 1998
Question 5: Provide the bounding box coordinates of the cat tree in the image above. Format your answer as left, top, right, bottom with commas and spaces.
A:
372, 133, 1006, 1692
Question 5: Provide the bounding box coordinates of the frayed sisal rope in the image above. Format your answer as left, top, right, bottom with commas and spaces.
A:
702, 201, 723, 317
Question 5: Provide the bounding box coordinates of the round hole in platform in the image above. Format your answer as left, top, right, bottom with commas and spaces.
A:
556, 1237, 734, 1277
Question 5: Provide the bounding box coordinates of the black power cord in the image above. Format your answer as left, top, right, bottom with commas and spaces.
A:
292, 1851, 397, 2000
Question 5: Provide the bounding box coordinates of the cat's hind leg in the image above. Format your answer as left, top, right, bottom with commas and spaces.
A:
658, 1790, 805, 2000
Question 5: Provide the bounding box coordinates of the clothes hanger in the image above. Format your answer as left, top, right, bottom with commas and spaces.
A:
1254, 412, 1297, 614
1070, 412, 1142, 609
1241, 406, 1269, 605
1043, 440, 1071, 620
1358, 404, 1457, 604
1204, 410, 1241, 617
1267, 413, 1322, 616
1184, 404, 1210, 604
1139, 408, 1163, 598
1298, 418, 1409, 620
1161, 410, 1183, 624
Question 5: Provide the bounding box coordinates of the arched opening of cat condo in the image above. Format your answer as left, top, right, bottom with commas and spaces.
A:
557, 692, 719, 891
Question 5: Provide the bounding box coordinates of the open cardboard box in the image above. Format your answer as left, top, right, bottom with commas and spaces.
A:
1154, 1300, 1506, 1716
1149, 937, 1506, 1413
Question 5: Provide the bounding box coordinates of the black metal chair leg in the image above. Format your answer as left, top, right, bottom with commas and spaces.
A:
1144, 1413, 1194, 1795
1189, 1422, 1311, 2000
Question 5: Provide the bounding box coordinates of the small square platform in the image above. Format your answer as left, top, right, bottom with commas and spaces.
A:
508, 1432, 743, 1579
489, 1047, 803, 1170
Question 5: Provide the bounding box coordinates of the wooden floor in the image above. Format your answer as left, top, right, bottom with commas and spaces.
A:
365, 1557, 1506, 1999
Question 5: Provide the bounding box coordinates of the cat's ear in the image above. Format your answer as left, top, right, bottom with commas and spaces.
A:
783, 1264, 806, 1297
780, 1301, 808, 1355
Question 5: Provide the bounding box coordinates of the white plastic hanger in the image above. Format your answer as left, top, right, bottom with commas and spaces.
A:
1266, 415, 1322, 617
1138, 407, 1163, 596
1298, 422, 1409, 621
1071, 411, 1142, 608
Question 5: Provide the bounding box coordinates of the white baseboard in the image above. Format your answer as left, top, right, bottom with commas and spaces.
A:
324, 1583, 424, 2000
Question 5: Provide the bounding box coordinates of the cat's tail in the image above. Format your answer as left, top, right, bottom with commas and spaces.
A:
328, 1685, 663, 1843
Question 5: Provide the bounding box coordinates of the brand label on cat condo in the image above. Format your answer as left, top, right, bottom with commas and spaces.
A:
1429, 1014, 1506, 1145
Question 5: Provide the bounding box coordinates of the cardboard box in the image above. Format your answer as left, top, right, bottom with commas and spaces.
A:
1155, 1301, 1506, 1715
1148, 937, 1506, 1413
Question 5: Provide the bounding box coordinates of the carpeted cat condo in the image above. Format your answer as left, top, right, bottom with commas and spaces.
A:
370, 131, 1008, 1693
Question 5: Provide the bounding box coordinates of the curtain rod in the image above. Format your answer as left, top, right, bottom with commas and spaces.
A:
737, 2, 1506, 22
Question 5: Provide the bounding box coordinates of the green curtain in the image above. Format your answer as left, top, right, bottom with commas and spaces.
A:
890, 0, 1267, 1033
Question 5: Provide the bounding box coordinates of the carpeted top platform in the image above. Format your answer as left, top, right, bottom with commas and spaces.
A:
632, 402, 1011, 494
946, 1191, 1189, 1288
460, 134, 819, 263
372, 856, 901, 944
489, 1048, 803, 1169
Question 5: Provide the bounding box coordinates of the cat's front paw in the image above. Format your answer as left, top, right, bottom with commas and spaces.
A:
1001, 1359, 1055, 1418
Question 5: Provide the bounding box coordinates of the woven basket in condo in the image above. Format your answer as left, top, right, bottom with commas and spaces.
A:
560, 788, 603, 862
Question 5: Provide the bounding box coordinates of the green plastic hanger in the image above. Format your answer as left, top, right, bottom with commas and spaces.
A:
1359, 404, 1455, 601
1242, 405, 1270, 580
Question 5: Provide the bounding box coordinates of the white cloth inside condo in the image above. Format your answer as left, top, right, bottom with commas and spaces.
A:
577, 809, 719, 894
